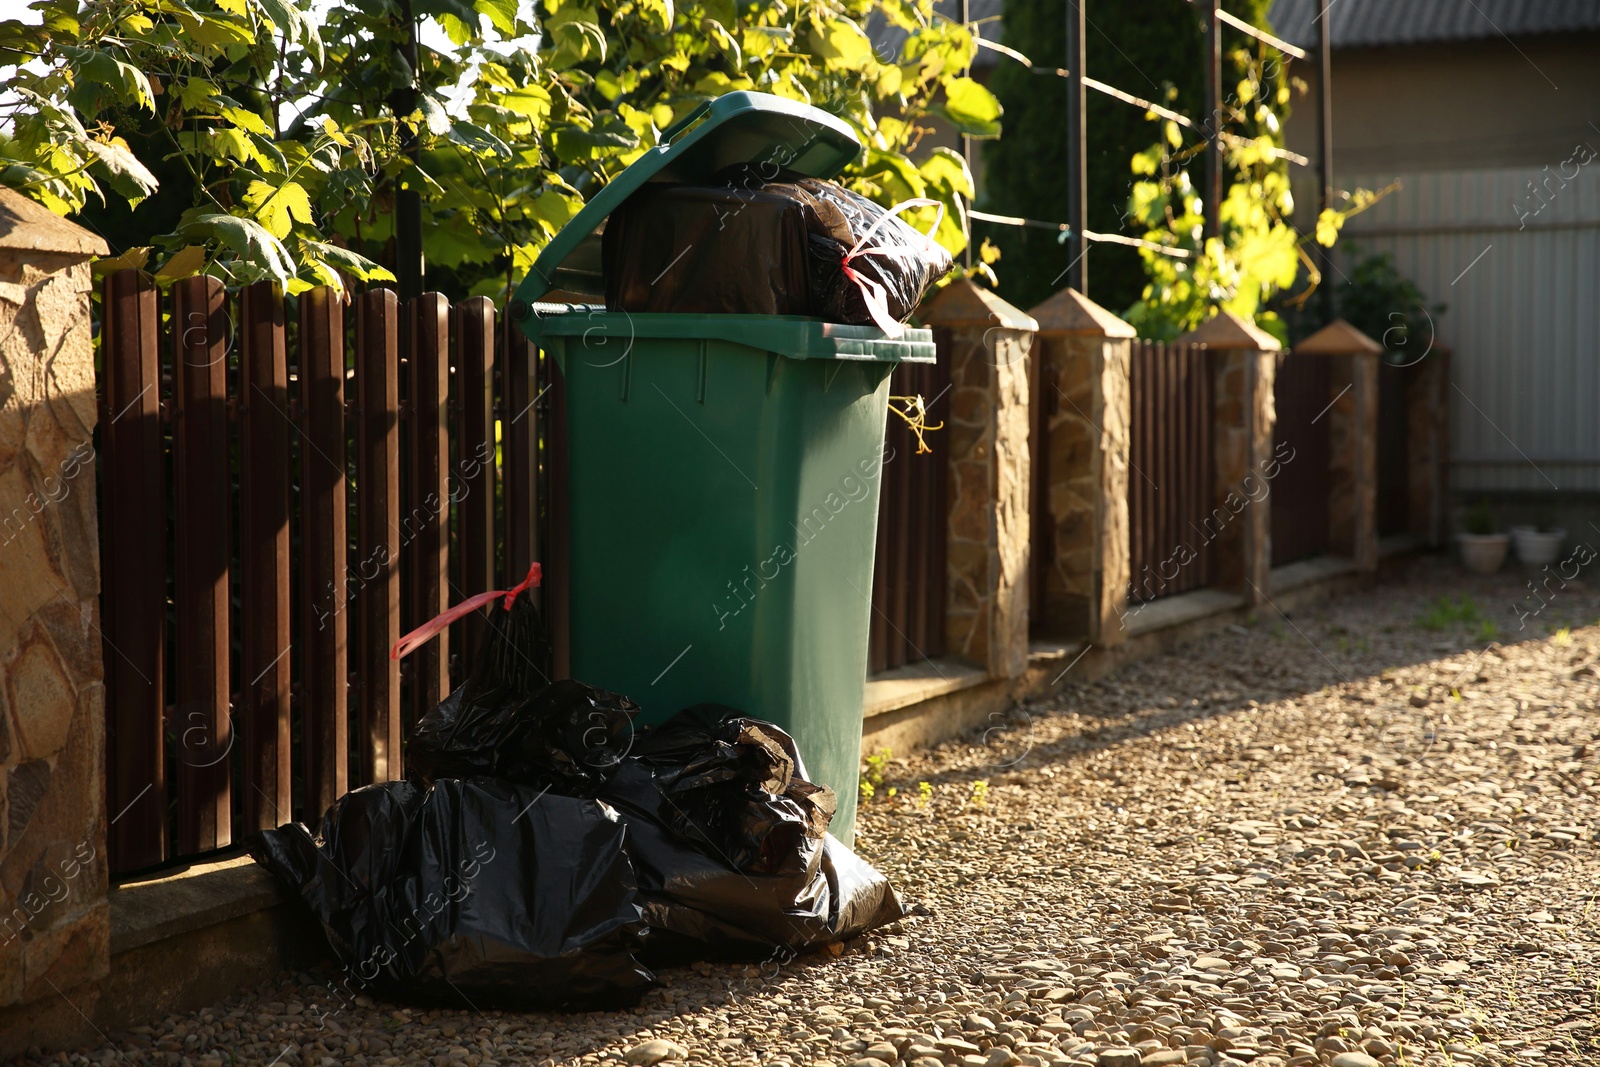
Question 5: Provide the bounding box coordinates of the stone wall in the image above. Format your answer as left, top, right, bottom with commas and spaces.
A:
1303, 321, 1381, 570
0, 189, 109, 1023
923, 280, 1036, 680
1178, 312, 1279, 602
1028, 289, 1133, 646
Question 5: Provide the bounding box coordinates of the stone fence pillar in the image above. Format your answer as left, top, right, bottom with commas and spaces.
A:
1026, 287, 1133, 647
1296, 319, 1381, 571
0, 189, 110, 1047
920, 279, 1036, 680
1177, 311, 1279, 604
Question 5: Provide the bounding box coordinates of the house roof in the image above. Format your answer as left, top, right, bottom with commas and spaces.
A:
1268, 0, 1600, 49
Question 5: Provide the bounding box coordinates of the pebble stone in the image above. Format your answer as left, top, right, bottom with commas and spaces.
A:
14, 558, 1600, 1067
625, 1039, 688, 1065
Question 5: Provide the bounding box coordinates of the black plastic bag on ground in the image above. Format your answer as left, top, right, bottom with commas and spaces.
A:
602, 166, 952, 329
407, 587, 637, 795
600, 706, 904, 962
249, 778, 654, 1011
629, 703, 836, 872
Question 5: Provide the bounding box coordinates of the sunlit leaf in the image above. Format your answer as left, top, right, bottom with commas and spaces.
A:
1315, 208, 1342, 248
84, 138, 158, 201
244, 179, 314, 239
417, 94, 453, 136
155, 245, 208, 281
174, 78, 218, 111
813, 17, 875, 70
220, 105, 271, 136
92, 246, 151, 277
474, 0, 518, 35
302, 239, 397, 283
937, 77, 1001, 138
448, 121, 512, 157
918, 146, 972, 198
255, 0, 324, 63
177, 213, 296, 288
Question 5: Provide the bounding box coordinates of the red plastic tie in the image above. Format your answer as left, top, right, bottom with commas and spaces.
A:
840, 197, 945, 339
390, 562, 542, 661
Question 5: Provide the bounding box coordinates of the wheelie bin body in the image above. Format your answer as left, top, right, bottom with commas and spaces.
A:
512, 92, 937, 841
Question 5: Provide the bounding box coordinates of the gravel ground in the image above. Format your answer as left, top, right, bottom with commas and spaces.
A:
19, 557, 1600, 1067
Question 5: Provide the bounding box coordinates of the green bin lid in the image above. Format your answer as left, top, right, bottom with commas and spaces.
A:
513, 91, 862, 308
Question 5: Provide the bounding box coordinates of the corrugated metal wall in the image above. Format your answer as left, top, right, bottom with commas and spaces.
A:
1340, 163, 1600, 492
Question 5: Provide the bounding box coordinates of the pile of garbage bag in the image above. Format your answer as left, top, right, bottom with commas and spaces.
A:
602, 165, 953, 334
250, 581, 904, 1010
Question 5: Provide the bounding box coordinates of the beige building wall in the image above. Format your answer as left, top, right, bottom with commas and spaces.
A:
1283, 32, 1600, 496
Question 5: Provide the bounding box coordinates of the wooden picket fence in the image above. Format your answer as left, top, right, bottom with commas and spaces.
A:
868, 340, 951, 672
1127, 340, 1217, 604
1270, 352, 1333, 566
96, 272, 565, 875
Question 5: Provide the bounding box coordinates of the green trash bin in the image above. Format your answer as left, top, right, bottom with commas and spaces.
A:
511, 91, 936, 843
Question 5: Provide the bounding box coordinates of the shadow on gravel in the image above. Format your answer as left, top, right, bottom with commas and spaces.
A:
872, 555, 1600, 798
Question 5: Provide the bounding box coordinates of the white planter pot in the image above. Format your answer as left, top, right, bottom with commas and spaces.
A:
1457, 532, 1510, 574
1511, 526, 1566, 567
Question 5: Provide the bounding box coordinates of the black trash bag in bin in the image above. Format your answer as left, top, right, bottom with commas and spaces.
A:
406, 583, 637, 796
249, 778, 655, 1011
602, 166, 952, 331
600, 705, 905, 963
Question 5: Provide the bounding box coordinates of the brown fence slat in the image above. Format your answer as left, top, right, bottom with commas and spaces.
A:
238, 281, 291, 833
356, 291, 402, 785
905, 365, 930, 657
100, 270, 166, 872
1270, 353, 1332, 566
408, 294, 451, 708
872, 375, 907, 669
454, 298, 497, 665
1178, 346, 1195, 585
171, 276, 233, 853
1128, 341, 1214, 604
1203, 348, 1209, 585
925, 354, 949, 660
299, 287, 348, 816
888, 384, 913, 666
1200, 348, 1217, 587
869, 343, 951, 671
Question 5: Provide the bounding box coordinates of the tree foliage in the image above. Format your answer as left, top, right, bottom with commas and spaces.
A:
982, 0, 1208, 314
1120, 40, 1388, 343
982, 1, 1385, 341
0, 0, 1000, 299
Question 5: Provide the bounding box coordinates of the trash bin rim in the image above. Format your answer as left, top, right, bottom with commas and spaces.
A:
519, 306, 937, 364
515, 90, 864, 307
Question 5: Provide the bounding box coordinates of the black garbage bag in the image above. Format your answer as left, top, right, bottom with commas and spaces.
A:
407, 585, 637, 795
249, 778, 655, 1011
602, 166, 952, 331
600, 705, 905, 963
628, 703, 836, 871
